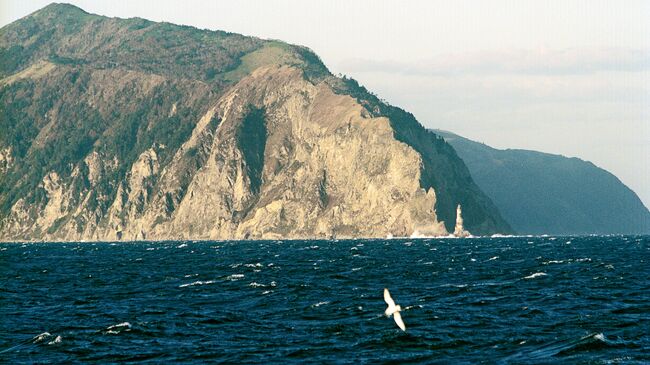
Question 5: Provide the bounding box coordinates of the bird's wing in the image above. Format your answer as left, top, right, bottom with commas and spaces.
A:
393, 311, 406, 331
384, 288, 395, 307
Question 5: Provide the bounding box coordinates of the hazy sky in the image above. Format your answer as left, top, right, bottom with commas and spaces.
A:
2, 1, 649, 206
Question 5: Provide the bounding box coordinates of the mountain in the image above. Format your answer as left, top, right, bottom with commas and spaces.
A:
435, 130, 650, 235
0, 4, 511, 241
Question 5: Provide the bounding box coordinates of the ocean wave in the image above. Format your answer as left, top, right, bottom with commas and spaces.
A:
311, 301, 330, 308
226, 274, 244, 281
524, 272, 547, 279
33, 332, 52, 343
105, 322, 131, 334
179, 280, 215, 288
543, 260, 565, 264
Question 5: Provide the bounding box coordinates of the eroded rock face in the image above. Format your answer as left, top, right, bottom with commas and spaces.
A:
453, 205, 471, 238
0, 4, 511, 241
105, 66, 448, 240
0, 147, 13, 176
0, 66, 464, 240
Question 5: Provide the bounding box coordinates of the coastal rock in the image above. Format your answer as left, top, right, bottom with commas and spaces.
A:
0, 4, 511, 241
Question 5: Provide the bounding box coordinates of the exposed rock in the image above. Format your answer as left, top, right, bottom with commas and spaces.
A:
0, 147, 13, 176
0, 4, 511, 241
453, 205, 471, 238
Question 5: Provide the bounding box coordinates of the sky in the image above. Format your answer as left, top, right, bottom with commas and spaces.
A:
1, 0, 649, 207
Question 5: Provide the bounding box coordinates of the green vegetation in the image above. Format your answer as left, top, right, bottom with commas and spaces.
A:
436, 130, 650, 234
0, 3, 511, 236
236, 106, 267, 194
329, 76, 510, 234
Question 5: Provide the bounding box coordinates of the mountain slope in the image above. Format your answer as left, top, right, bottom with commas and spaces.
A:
0, 4, 511, 240
436, 130, 650, 235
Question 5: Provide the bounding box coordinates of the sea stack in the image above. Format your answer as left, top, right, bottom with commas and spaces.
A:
453, 205, 471, 238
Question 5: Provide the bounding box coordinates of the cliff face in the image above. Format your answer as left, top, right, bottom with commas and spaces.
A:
436, 130, 650, 235
0, 4, 511, 240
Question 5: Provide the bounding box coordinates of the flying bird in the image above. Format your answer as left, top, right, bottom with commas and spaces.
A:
384, 288, 406, 331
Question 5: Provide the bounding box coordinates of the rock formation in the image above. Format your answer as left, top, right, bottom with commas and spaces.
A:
453, 205, 471, 238
0, 4, 511, 241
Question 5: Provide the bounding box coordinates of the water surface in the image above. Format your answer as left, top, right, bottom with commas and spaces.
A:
1, 236, 648, 363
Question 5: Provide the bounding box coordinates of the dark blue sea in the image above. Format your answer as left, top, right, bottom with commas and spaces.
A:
1, 236, 648, 364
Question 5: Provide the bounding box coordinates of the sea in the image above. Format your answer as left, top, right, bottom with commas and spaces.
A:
1, 236, 648, 364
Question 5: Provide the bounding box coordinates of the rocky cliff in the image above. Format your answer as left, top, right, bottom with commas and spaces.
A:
0, 4, 511, 240
436, 130, 650, 235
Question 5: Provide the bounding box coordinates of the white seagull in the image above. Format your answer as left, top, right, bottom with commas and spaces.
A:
384, 288, 406, 331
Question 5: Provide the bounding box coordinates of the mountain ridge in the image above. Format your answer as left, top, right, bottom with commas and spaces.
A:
0, 3, 511, 240
436, 129, 650, 235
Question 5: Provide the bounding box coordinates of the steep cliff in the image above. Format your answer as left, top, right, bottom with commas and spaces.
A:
0, 4, 510, 240
436, 130, 650, 235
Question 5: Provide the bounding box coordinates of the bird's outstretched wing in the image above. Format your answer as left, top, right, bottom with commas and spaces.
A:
393, 311, 406, 331
384, 288, 395, 307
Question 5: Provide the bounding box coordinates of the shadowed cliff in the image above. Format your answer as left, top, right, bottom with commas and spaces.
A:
436, 130, 650, 235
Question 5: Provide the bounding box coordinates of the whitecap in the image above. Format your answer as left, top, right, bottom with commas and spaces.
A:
441, 283, 467, 288
470, 258, 476, 262
594, 333, 605, 341
261, 290, 273, 295
488, 256, 499, 261
248, 282, 266, 287
146, 247, 155, 251
403, 304, 423, 310
524, 272, 547, 279
351, 267, 362, 271
105, 322, 131, 334
244, 263, 263, 268
226, 274, 244, 281
177, 243, 188, 248
48, 336, 62, 345
179, 280, 215, 288
311, 301, 330, 307
107, 322, 131, 330
33, 332, 52, 343
543, 260, 565, 265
